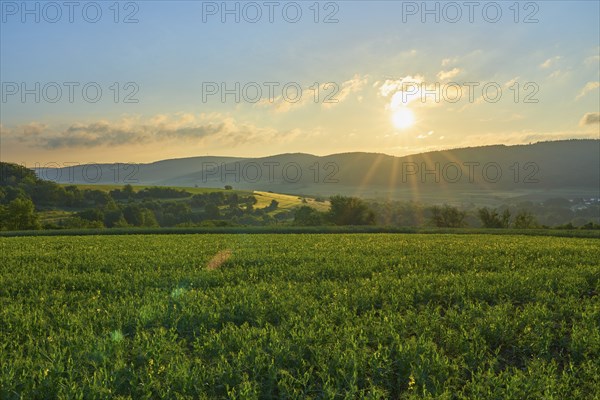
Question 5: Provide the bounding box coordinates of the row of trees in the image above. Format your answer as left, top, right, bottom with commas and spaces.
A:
426, 205, 538, 229
61, 196, 280, 229
292, 199, 586, 229
0, 162, 597, 231
294, 196, 375, 226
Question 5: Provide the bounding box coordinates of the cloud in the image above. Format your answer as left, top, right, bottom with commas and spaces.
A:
258, 74, 368, 113
441, 57, 459, 67
540, 56, 560, 69
436, 68, 461, 81
377, 80, 400, 97
5, 122, 48, 142
576, 81, 600, 100
585, 54, 600, 66
579, 112, 600, 126
548, 69, 567, 79
2, 113, 298, 149
322, 74, 369, 109
378, 75, 468, 109
377, 75, 427, 107
504, 77, 520, 87
417, 130, 434, 139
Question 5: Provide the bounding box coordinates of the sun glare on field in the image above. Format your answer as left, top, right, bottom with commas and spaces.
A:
392, 108, 415, 129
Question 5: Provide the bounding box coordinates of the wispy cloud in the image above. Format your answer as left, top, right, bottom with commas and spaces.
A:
441, 57, 459, 67
576, 81, 600, 100
417, 130, 435, 139
504, 77, 520, 87
376, 75, 435, 109
437, 68, 462, 81
257, 74, 368, 113
322, 74, 369, 109
540, 56, 561, 69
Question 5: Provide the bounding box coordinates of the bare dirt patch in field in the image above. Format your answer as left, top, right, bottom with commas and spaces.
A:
207, 249, 232, 270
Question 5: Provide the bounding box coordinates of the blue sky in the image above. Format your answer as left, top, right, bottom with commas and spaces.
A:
1, 0, 599, 163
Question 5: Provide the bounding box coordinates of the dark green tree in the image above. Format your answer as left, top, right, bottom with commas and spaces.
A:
478, 207, 511, 228
328, 196, 375, 225
0, 197, 40, 230
514, 210, 538, 229
294, 206, 324, 226
429, 205, 467, 228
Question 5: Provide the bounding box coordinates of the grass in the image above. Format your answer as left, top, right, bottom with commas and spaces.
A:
253, 191, 330, 211
37, 209, 76, 225
1, 233, 599, 398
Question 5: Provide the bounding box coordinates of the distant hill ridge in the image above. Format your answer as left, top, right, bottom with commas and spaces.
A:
34, 140, 600, 198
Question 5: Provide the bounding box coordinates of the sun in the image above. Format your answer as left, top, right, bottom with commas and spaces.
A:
392, 108, 415, 129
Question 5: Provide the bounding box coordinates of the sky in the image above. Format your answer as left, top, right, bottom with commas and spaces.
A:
1, 0, 599, 165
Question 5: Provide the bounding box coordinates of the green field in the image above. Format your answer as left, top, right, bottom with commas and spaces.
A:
1, 234, 599, 399
253, 191, 330, 212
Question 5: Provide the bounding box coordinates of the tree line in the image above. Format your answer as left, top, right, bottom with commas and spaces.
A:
0, 162, 598, 231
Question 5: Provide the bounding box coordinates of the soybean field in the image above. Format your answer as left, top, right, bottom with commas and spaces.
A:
1, 234, 599, 399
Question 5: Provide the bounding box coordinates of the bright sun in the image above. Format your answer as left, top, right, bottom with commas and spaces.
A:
392, 108, 415, 129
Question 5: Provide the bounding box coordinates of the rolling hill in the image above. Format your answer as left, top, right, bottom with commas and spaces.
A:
35, 140, 600, 204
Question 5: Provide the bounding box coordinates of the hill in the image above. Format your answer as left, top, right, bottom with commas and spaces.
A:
34, 140, 600, 204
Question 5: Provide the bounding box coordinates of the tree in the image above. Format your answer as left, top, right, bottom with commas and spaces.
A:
429, 205, 467, 228
84, 190, 113, 208
226, 193, 239, 206
0, 162, 39, 187
478, 207, 510, 228
104, 209, 128, 228
328, 196, 375, 225
0, 197, 40, 230
140, 209, 159, 227
204, 203, 220, 219
208, 191, 225, 205
244, 196, 258, 206
122, 205, 159, 227
294, 206, 324, 226
513, 210, 538, 229
264, 200, 279, 212
224, 185, 233, 190
122, 205, 145, 226
78, 208, 105, 225
501, 209, 511, 228
123, 184, 135, 198
64, 185, 84, 207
